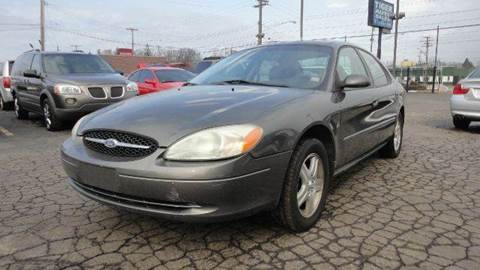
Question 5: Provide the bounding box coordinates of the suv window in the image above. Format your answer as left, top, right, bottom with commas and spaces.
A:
31, 55, 42, 72
11, 53, 34, 76
358, 50, 389, 86
336, 47, 368, 82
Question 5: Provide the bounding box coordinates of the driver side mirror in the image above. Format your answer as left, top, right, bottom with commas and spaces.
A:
339, 75, 370, 90
24, 69, 41, 79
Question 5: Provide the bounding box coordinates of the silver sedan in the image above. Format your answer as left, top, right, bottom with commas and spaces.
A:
450, 67, 480, 129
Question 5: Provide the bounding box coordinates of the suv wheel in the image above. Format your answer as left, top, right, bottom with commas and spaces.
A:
453, 116, 470, 130
14, 97, 29, 119
380, 114, 404, 159
42, 99, 62, 131
274, 138, 330, 232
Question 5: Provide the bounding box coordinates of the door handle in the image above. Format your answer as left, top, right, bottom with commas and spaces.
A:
371, 100, 379, 108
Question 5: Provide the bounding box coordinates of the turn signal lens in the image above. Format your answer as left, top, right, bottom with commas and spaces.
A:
453, 84, 470, 95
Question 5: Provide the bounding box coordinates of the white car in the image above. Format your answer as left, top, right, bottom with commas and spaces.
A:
0, 60, 15, 110
450, 67, 480, 129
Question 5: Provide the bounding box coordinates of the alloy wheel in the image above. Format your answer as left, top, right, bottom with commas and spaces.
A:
43, 102, 52, 129
297, 153, 325, 218
393, 119, 402, 152
14, 98, 20, 118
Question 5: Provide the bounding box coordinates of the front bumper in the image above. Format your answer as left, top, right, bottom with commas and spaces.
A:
61, 137, 291, 222
450, 95, 480, 121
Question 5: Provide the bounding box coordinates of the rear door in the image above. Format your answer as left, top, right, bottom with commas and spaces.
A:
25, 54, 44, 112
11, 53, 34, 107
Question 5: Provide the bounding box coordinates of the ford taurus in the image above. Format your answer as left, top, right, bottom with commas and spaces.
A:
61, 42, 406, 232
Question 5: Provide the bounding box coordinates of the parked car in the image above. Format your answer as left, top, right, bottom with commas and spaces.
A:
0, 60, 15, 110
128, 67, 195, 95
450, 67, 480, 129
195, 56, 223, 74
11, 51, 138, 131
61, 42, 405, 232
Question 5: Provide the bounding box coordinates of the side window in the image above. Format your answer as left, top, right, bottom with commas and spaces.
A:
336, 47, 368, 82
358, 50, 389, 86
138, 70, 155, 82
128, 71, 140, 82
11, 54, 33, 76
31, 55, 42, 72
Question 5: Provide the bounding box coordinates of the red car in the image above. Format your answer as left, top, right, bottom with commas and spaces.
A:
127, 67, 195, 95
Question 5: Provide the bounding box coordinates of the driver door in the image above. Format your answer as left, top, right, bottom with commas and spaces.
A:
336, 47, 378, 167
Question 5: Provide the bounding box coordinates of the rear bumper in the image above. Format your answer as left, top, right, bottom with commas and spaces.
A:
61, 138, 291, 222
450, 95, 480, 121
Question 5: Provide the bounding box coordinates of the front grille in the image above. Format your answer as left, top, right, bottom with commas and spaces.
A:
83, 130, 158, 158
110, 86, 124, 98
88, 87, 106, 98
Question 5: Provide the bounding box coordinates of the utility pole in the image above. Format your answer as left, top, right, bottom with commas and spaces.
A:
432, 25, 440, 93
255, 0, 268, 45
370, 27, 374, 52
392, 0, 405, 79
40, 0, 45, 51
300, 0, 304, 41
422, 36, 432, 84
377, 28, 383, 59
126, 27, 139, 55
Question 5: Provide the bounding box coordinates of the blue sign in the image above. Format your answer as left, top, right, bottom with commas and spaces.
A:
368, 0, 394, 30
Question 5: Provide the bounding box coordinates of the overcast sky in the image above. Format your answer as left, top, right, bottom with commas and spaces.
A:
1, 0, 479, 65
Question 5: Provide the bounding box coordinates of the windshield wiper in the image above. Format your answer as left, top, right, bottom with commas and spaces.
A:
212, 80, 288, 88
182, 82, 197, 86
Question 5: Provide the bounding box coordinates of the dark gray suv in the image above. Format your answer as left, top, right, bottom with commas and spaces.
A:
11, 51, 138, 131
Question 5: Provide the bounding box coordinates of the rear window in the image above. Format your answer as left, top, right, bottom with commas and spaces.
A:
43, 54, 114, 75
155, 69, 195, 82
469, 68, 480, 79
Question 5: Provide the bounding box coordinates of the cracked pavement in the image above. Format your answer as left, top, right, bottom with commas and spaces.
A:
0, 93, 479, 269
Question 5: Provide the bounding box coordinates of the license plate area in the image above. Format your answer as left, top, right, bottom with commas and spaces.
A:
78, 162, 119, 192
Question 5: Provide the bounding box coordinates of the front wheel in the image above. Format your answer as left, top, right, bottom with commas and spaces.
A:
274, 138, 330, 232
14, 96, 29, 119
380, 114, 403, 159
42, 99, 62, 131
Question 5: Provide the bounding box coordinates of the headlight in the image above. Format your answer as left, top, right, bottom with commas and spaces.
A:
164, 124, 263, 161
71, 116, 86, 137
126, 81, 138, 92
54, 84, 82, 95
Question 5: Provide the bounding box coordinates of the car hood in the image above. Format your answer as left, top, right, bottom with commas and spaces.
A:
46, 73, 128, 86
79, 85, 314, 146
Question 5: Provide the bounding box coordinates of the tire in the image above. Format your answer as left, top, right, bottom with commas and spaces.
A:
274, 138, 330, 232
42, 99, 62, 131
453, 116, 470, 130
380, 113, 404, 159
14, 96, 29, 119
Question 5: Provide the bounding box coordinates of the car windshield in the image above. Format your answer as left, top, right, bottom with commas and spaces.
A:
469, 68, 480, 79
191, 45, 333, 89
155, 69, 195, 82
43, 54, 115, 75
